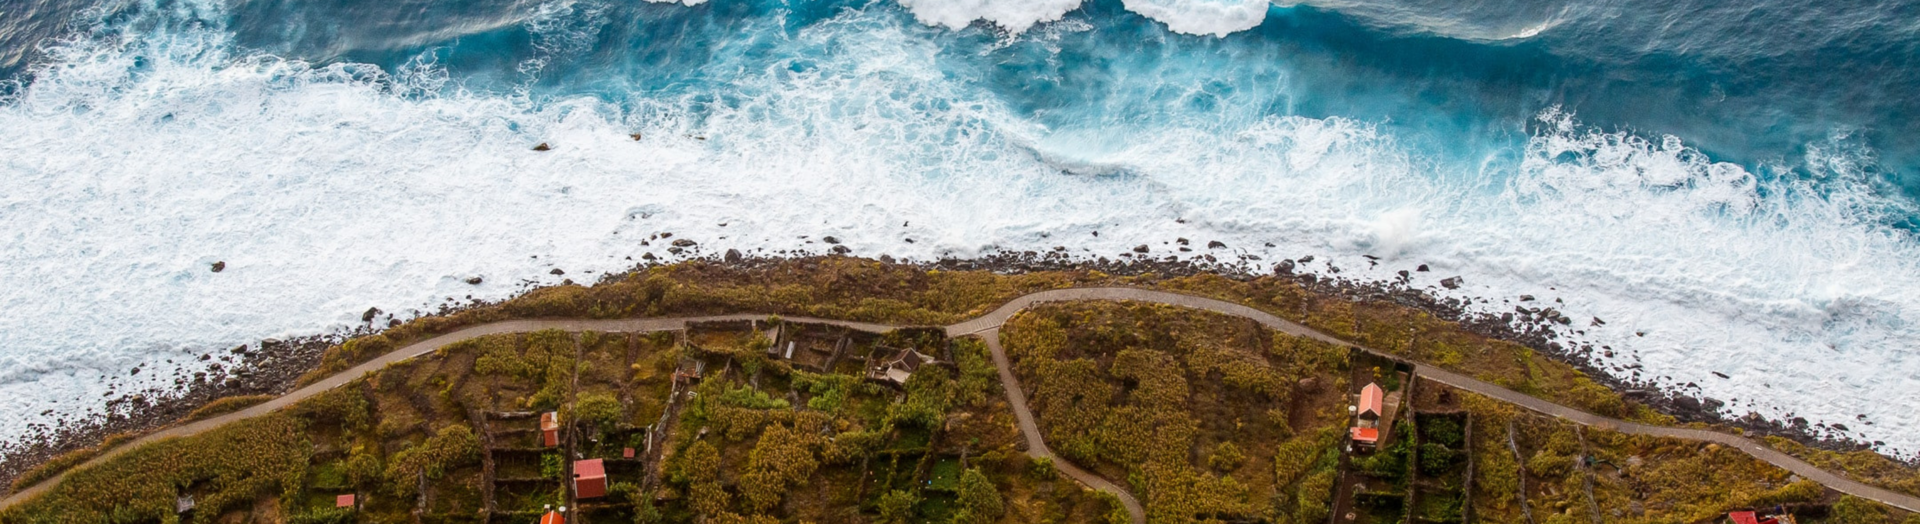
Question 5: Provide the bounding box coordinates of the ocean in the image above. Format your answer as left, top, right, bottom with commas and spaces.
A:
1, 0, 1918, 454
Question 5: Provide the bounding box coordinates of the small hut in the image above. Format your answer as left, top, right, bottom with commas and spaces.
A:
541, 412, 561, 447
574, 459, 607, 499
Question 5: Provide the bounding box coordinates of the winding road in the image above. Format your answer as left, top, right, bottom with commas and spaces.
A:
5, 287, 1917, 520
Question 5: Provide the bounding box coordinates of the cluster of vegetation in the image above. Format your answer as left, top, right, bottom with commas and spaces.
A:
183, 394, 277, 422
298, 258, 1104, 385
14, 258, 1919, 523
1001, 301, 1351, 524
5, 432, 135, 494
1443, 387, 1917, 524
652, 329, 1067, 524
0, 414, 309, 523
1151, 274, 1665, 425
1764, 437, 1920, 498
1410, 414, 1470, 523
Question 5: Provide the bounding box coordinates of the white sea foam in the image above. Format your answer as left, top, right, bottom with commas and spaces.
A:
1121, 0, 1268, 37
894, 0, 1264, 37
2, 1, 1919, 457
895, 0, 1085, 34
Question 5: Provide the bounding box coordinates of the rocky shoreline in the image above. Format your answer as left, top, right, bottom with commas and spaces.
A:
0, 336, 332, 493
0, 249, 1905, 494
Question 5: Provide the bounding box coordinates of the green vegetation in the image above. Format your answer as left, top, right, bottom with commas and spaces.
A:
1765, 437, 1920, 498
9, 258, 1917, 523
1001, 301, 1351, 524
1, 414, 308, 523
5, 432, 134, 494
183, 394, 276, 422
1441, 386, 1880, 524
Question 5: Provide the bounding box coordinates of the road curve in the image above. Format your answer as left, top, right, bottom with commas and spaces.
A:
6, 287, 1918, 517
974, 328, 1147, 524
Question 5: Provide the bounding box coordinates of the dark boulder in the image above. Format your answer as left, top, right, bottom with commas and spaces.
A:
725, 249, 743, 263
672, 239, 697, 247
210, 261, 225, 273
1207, 240, 1226, 249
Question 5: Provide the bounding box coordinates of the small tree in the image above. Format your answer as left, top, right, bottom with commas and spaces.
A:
684, 440, 730, 516
1029, 456, 1057, 480
875, 490, 919, 524
1208, 442, 1246, 472
953, 468, 1004, 524
572, 392, 623, 428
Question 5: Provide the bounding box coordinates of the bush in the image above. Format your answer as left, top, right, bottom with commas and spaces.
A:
1209, 441, 1246, 472
953, 468, 1004, 524
0, 414, 309, 523
385, 424, 482, 497
737, 424, 821, 513
7, 432, 135, 493
1831, 495, 1892, 524
682, 440, 728, 517
286, 507, 355, 524
1030, 456, 1057, 480
183, 394, 276, 422
875, 490, 919, 524
1423, 417, 1464, 447
572, 392, 623, 428
1419, 443, 1457, 475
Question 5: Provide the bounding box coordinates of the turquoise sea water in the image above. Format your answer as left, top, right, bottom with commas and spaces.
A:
1, 0, 1918, 454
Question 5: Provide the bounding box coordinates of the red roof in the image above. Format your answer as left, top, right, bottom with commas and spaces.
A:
574, 458, 608, 499
541, 412, 560, 447
1350, 427, 1379, 443
623, 447, 636, 459
1358, 383, 1384, 418
334, 494, 355, 508
1729, 511, 1759, 524
574, 458, 605, 478
540, 510, 565, 524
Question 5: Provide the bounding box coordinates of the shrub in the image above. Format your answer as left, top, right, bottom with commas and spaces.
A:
953, 468, 1004, 524
737, 424, 821, 513
183, 394, 276, 422
344, 446, 383, 489
1831, 495, 1892, 524
290, 386, 373, 432
0, 414, 308, 523
1419, 443, 1457, 475
1209, 441, 1246, 472
286, 507, 355, 524
1423, 417, 1464, 448
875, 490, 919, 524
385, 424, 481, 497
572, 392, 623, 428
682, 440, 729, 517
6, 432, 135, 493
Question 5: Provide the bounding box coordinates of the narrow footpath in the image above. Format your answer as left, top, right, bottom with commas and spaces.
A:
6, 287, 1918, 519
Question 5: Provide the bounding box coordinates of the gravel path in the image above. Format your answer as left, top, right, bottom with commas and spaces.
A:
7, 287, 1917, 517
